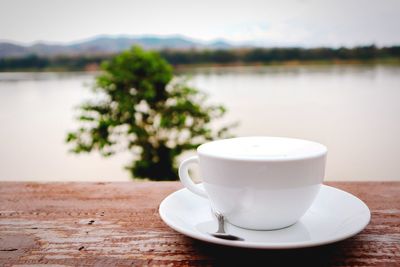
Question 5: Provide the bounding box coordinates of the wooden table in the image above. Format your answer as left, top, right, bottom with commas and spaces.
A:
0, 182, 399, 266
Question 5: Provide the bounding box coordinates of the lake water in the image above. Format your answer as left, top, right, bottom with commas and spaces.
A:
0, 65, 399, 181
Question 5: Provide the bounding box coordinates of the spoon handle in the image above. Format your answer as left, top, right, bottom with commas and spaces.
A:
214, 211, 226, 234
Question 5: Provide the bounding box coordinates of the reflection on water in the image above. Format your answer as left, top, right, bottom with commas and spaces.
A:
0, 65, 399, 181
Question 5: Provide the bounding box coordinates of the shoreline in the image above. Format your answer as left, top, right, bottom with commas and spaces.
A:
0, 58, 399, 73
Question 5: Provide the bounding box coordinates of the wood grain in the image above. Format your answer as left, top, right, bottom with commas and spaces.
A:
0, 182, 399, 266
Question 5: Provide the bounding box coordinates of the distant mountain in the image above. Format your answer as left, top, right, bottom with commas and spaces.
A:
0, 35, 234, 58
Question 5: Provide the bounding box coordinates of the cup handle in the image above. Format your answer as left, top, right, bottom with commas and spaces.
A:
179, 156, 208, 198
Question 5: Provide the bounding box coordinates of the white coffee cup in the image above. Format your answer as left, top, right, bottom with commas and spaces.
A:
179, 136, 327, 230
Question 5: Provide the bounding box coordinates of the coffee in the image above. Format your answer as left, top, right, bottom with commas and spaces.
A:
198, 136, 326, 160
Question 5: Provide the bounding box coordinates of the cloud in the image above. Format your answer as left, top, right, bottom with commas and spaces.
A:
0, 0, 399, 46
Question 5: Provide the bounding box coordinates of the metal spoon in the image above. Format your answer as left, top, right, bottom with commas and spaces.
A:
209, 210, 244, 241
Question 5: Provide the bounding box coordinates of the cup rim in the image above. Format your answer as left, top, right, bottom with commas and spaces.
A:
197, 136, 327, 162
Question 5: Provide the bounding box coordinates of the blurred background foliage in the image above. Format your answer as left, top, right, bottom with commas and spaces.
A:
66, 46, 234, 180
1, 45, 399, 71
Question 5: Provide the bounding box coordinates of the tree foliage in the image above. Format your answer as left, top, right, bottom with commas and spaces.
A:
66, 46, 233, 180
1, 45, 400, 71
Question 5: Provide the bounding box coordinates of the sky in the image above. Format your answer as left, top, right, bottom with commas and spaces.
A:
0, 0, 399, 47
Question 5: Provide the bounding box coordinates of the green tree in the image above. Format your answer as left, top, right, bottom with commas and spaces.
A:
66, 46, 233, 181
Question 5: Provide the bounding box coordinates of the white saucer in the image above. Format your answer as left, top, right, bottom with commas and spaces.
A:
159, 184, 370, 249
